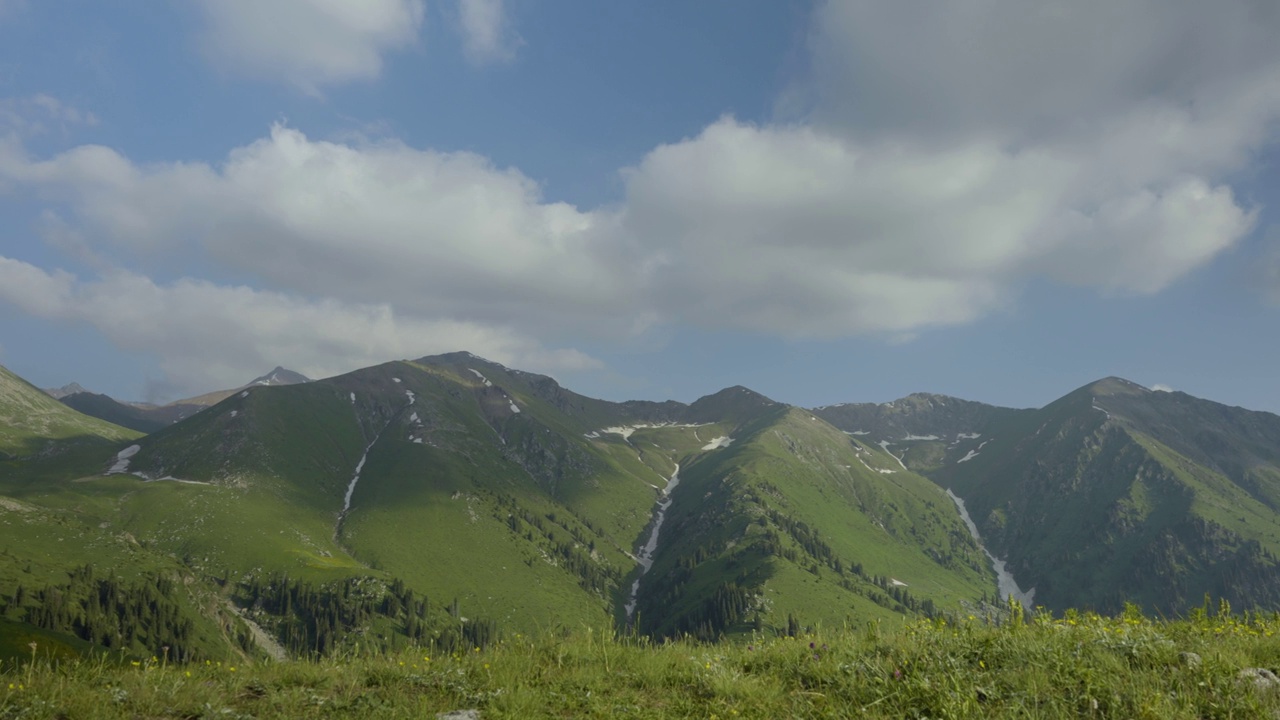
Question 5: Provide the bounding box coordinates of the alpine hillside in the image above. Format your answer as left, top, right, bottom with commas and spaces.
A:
55, 366, 313, 433
0, 353, 998, 662
4, 358, 1280, 664
819, 378, 1280, 616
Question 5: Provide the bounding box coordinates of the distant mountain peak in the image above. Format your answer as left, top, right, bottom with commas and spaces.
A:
1083, 377, 1149, 397
44, 382, 89, 399
683, 385, 779, 424
415, 350, 513, 371
248, 367, 311, 387
698, 385, 774, 403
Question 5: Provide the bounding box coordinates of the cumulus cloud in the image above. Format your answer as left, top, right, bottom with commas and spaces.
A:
620, 117, 1254, 335
0, 125, 639, 337
607, 0, 1279, 334
457, 0, 519, 65
196, 0, 425, 92
0, 255, 599, 400
2, 0, 1279, 390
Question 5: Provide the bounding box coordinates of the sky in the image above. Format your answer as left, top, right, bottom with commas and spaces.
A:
1, 0, 1279, 413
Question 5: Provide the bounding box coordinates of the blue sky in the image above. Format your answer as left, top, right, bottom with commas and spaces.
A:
1, 0, 1278, 414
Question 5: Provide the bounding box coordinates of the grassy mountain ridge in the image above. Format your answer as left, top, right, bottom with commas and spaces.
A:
0, 363, 140, 460
72, 357, 702, 634
6, 359, 1280, 663
1, 355, 1004, 660
813, 393, 1035, 473
632, 406, 993, 638
50, 366, 312, 435
926, 378, 1280, 614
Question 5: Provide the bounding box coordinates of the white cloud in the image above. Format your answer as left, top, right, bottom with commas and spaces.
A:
0, 125, 639, 336
806, 0, 1280, 146
0, 256, 598, 400
196, 0, 425, 92
457, 0, 519, 65
620, 117, 1254, 336
2, 0, 1279, 392
603, 0, 1280, 335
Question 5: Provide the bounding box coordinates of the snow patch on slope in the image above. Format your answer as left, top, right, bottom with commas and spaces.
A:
106, 445, 141, 475
701, 436, 734, 451
601, 426, 637, 440
342, 453, 370, 513
877, 440, 908, 470
957, 438, 992, 464
468, 368, 493, 387
589, 422, 711, 444
856, 457, 896, 475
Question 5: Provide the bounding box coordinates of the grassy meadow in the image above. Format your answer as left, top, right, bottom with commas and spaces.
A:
3, 603, 1279, 719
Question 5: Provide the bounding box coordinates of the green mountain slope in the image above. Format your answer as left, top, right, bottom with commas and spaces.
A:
814, 392, 1025, 440
1, 355, 1007, 660
932, 378, 1280, 615
631, 406, 992, 638
813, 393, 1034, 473
21, 359, 1280, 659
59, 392, 171, 433
60, 356, 706, 634
54, 366, 312, 433
0, 363, 140, 459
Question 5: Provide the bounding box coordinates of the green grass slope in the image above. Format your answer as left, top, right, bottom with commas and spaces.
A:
0, 364, 140, 460
632, 407, 993, 638
337, 357, 712, 631
38, 357, 714, 639
936, 378, 1280, 615
9, 606, 1279, 719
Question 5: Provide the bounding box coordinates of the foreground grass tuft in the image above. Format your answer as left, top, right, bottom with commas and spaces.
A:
3, 609, 1279, 718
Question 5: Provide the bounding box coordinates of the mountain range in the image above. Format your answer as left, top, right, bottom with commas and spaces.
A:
48, 366, 312, 433
1, 353, 1277, 662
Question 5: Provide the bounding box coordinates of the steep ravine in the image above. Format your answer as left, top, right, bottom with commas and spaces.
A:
336, 389, 417, 537
624, 464, 682, 623
946, 489, 1035, 609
